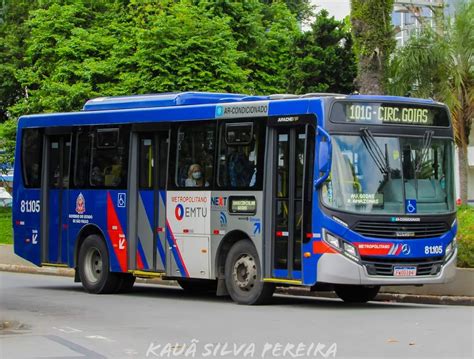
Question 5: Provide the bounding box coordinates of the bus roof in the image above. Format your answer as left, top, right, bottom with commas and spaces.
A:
82, 92, 262, 111
83, 92, 438, 112
17, 92, 441, 128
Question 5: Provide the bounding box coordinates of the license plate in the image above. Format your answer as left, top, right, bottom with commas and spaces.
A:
393, 266, 417, 277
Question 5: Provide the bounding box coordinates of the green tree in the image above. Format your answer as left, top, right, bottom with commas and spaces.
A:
118, 0, 249, 94
288, 10, 356, 94
350, 0, 395, 94
198, 0, 300, 94
0, 0, 41, 122
261, 0, 314, 22
0, 119, 16, 172
388, 2, 474, 204
9, 1, 131, 118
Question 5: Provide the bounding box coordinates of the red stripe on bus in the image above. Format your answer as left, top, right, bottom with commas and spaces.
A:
312, 241, 337, 254
106, 192, 128, 272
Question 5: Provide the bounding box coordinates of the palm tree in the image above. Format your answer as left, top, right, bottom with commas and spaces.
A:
388, 1, 474, 205
351, 0, 395, 94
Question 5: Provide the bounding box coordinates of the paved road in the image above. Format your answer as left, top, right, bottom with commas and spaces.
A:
0, 272, 472, 359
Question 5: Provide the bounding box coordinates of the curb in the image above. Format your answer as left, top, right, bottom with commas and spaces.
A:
277, 286, 474, 306
0, 264, 74, 277
1, 264, 473, 306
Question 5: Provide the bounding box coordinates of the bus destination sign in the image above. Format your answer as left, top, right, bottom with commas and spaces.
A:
330, 101, 450, 127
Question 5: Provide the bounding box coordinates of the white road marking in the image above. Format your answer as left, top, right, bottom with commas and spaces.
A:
52, 326, 82, 333
86, 335, 115, 343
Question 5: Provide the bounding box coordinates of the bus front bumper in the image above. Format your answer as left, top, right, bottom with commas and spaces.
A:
316, 249, 457, 285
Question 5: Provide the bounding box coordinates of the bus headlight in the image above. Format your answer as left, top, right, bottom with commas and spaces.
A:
324, 230, 341, 249
322, 229, 360, 262
343, 242, 359, 261
445, 237, 457, 260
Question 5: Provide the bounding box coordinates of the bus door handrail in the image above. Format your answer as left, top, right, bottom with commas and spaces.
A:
315, 126, 332, 188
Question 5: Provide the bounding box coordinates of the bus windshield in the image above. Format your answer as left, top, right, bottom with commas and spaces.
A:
321, 134, 455, 215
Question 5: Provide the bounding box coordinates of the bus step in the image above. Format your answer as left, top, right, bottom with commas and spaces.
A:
41, 262, 69, 268
129, 270, 164, 278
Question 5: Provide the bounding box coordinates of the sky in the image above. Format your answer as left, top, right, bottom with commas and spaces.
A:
311, 0, 351, 20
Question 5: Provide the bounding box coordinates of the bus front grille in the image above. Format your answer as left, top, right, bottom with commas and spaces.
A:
361, 256, 444, 276
352, 221, 449, 239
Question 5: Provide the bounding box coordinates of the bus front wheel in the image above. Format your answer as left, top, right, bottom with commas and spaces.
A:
334, 284, 380, 303
225, 240, 274, 305
78, 235, 120, 294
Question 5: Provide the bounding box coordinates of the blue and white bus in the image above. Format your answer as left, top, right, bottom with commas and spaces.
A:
13, 92, 457, 304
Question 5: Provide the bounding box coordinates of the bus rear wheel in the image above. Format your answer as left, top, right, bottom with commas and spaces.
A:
225, 240, 274, 305
334, 285, 380, 303
78, 235, 120, 294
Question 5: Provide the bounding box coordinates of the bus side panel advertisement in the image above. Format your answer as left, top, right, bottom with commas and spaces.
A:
167, 192, 211, 235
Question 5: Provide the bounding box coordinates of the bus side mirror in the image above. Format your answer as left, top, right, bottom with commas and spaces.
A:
315, 126, 332, 188
319, 141, 330, 174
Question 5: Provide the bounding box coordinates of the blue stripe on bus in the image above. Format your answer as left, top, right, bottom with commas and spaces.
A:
156, 236, 166, 269
165, 222, 189, 277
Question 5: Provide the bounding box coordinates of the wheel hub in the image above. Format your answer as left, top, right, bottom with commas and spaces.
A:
84, 247, 102, 284
232, 254, 257, 291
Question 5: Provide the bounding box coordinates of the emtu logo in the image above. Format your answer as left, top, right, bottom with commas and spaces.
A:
175, 204, 184, 221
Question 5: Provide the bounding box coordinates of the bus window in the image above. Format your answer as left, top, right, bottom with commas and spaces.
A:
218, 120, 263, 189
175, 123, 215, 188
74, 131, 92, 188
49, 136, 71, 189
139, 137, 154, 189
89, 127, 129, 188
22, 129, 43, 188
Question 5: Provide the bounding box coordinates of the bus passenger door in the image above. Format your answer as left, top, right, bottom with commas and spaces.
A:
131, 131, 169, 272
42, 134, 71, 264
268, 123, 314, 280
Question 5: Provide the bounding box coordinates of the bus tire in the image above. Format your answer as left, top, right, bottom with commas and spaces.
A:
334, 285, 380, 303
78, 234, 120, 294
225, 239, 274, 305
115, 274, 136, 293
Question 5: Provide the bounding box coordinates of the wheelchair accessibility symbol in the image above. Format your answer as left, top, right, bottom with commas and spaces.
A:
405, 199, 417, 214
117, 193, 126, 208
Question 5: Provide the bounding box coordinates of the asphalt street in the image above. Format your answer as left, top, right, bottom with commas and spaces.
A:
0, 272, 472, 359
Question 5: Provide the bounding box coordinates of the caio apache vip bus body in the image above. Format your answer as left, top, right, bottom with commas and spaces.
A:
13, 92, 457, 304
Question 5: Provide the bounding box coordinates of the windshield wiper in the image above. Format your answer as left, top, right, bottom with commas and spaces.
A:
360, 128, 390, 176
415, 130, 434, 174
412, 130, 434, 198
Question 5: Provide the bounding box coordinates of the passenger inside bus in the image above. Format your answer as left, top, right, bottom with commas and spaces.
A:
185, 163, 209, 187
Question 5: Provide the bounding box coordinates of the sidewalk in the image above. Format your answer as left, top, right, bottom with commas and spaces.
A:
1, 244, 473, 305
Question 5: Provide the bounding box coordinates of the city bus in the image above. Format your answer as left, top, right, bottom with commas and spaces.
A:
12, 92, 457, 304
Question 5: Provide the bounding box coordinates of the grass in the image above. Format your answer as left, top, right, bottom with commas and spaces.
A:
0, 206, 472, 266
456, 206, 474, 268
0, 207, 13, 245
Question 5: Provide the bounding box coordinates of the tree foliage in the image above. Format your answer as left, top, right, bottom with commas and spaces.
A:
9, 1, 130, 117
288, 10, 356, 94
0, 0, 357, 165
350, 0, 395, 94
0, 0, 41, 122
388, 1, 474, 203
